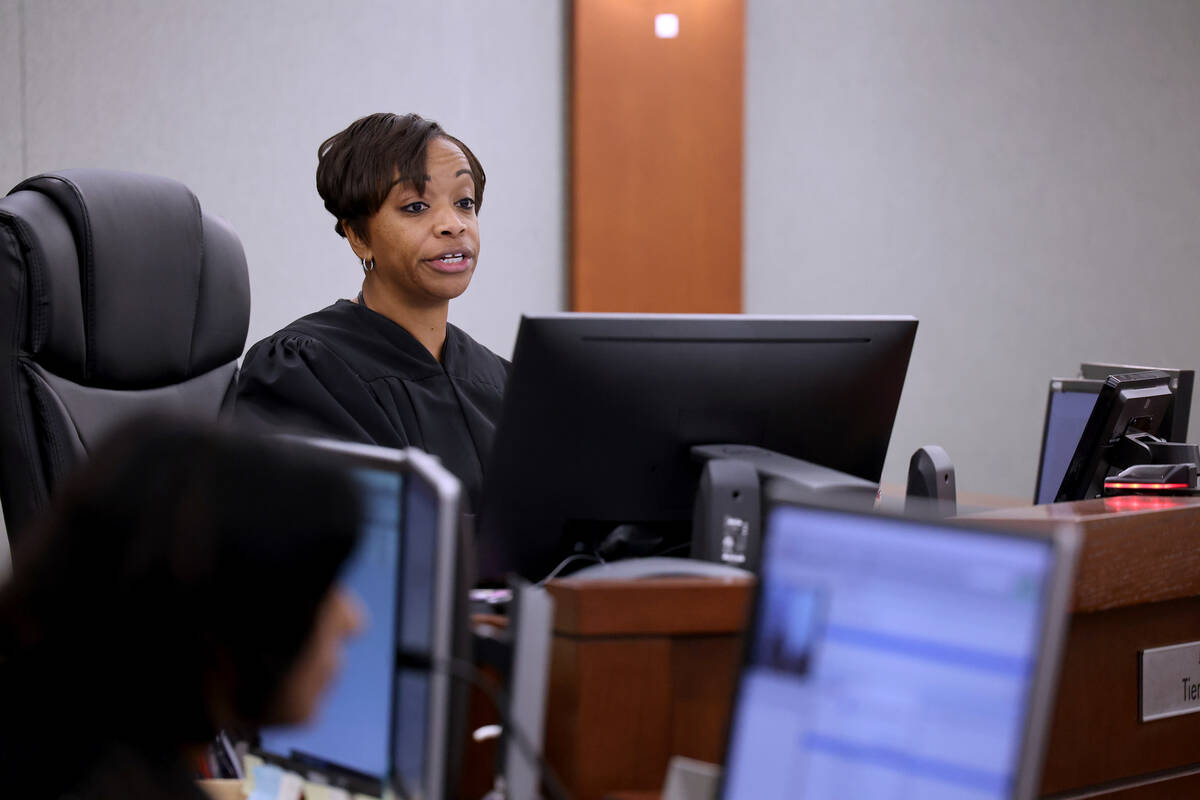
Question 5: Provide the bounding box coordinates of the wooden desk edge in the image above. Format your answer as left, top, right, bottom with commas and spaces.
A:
964, 498, 1200, 613
546, 576, 756, 636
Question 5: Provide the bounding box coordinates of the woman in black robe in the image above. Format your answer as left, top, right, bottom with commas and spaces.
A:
236, 113, 509, 509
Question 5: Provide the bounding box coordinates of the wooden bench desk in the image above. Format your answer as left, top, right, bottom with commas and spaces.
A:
538, 497, 1200, 799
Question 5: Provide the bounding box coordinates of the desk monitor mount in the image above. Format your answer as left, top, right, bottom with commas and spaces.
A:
690, 444, 878, 572
1102, 432, 1200, 495
904, 445, 957, 518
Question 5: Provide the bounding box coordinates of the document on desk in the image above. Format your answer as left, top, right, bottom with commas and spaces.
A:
246, 763, 302, 800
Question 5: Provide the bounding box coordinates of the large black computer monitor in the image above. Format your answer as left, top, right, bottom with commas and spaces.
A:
476, 313, 918, 582
1054, 371, 1175, 502
256, 439, 463, 800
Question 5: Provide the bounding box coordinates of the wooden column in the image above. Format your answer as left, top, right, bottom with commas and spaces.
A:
543, 576, 754, 800
570, 0, 744, 312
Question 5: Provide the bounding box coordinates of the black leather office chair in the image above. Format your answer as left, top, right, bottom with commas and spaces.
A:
0, 169, 250, 543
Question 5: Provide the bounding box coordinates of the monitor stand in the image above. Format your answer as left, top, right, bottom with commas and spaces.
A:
690, 444, 878, 572
1105, 431, 1200, 494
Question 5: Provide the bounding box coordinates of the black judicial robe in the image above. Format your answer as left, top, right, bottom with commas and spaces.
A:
235, 300, 510, 509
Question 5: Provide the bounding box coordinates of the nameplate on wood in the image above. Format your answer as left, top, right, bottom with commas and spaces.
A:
1140, 642, 1200, 721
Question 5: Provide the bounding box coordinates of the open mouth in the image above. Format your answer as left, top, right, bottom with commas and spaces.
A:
427, 251, 472, 272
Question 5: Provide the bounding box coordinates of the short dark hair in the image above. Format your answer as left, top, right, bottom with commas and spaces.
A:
316, 112, 486, 240
0, 417, 361, 792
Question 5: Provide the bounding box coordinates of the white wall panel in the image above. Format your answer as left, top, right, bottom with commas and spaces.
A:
15, 0, 565, 356
0, 0, 24, 192
13, 0, 1200, 506
746, 0, 1200, 499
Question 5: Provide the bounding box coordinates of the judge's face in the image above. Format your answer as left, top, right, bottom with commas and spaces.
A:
350, 137, 481, 308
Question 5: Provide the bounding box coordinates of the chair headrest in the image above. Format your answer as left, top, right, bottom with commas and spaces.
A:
4, 168, 250, 388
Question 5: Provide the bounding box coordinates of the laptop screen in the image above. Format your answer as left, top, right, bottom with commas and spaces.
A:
722, 506, 1060, 800
1036, 386, 1100, 504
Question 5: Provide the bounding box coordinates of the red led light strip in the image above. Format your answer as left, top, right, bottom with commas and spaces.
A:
1104, 482, 1191, 490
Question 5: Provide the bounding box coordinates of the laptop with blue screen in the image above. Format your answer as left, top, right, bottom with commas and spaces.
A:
720, 496, 1078, 800
256, 439, 461, 800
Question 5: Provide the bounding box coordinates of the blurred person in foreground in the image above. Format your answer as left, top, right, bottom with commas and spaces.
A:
0, 418, 363, 798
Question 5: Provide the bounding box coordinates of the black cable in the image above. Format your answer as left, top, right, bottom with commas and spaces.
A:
397, 650, 573, 800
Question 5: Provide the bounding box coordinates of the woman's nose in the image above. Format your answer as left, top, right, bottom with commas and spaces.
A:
432, 204, 465, 237
336, 588, 365, 637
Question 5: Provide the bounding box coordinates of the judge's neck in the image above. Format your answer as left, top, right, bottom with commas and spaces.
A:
357, 283, 448, 363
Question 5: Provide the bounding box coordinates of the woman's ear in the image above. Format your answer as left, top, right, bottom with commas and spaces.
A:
343, 221, 371, 261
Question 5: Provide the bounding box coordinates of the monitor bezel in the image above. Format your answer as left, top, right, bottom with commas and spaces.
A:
718, 488, 1080, 800
1033, 378, 1103, 505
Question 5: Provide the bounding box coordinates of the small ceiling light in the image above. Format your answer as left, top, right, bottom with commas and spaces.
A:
655, 13, 679, 39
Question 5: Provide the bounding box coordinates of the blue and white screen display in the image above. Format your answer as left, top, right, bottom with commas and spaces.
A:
1036, 390, 1099, 504
722, 508, 1054, 800
259, 467, 403, 779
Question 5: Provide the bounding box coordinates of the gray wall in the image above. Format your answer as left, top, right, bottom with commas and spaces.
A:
5, 0, 1200, 513
1, 0, 566, 356
745, 0, 1200, 500
0, 0, 566, 560
0, 0, 16, 576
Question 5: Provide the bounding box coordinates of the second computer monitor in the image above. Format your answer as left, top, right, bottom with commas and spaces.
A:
1078, 363, 1192, 443
477, 313, 918, 582
1055, 372, 1175, 502
1034, 379, 1104, 505
1035, 365, 1192, 504
720, 497, 1078, 799
257, 439, 462, 800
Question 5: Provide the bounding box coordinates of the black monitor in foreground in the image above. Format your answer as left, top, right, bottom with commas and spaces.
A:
1055, 371, 1174, 502
476, 313, 918, 582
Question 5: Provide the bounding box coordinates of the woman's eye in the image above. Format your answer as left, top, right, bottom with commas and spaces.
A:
457, 197, 476, 210
401, 202, 428, 214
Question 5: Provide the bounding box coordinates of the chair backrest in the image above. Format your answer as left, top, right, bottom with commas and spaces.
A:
0, 169, 250, 542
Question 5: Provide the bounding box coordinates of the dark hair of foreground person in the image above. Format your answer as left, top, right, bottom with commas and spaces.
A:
0, 417, 362, 798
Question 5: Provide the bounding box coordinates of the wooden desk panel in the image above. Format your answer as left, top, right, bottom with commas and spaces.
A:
966, 498, 1200, 796
967, 496, 1200, 612
1041, 598, 1200, 795
571, 0, 744, 313
544, 578, 752, 800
